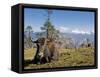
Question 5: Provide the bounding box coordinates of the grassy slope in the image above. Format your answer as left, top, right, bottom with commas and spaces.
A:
24, 47, 94, 69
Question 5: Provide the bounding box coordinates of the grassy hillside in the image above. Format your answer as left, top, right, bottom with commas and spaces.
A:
24, 47, 94, 69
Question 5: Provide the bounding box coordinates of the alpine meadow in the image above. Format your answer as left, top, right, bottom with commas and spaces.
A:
24, 8, 95, 70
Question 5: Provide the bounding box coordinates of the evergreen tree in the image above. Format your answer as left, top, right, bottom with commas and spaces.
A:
25, 26, 33, 48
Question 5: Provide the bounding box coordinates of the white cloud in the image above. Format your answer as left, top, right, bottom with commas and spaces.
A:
57, 26, 70, 33
71, 29, 91, 34
57, 26, 93, 34
92, 29, 94, 34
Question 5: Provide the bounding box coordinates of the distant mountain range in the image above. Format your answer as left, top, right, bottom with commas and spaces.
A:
24, 32, 94, 46
60, 32, 94, 42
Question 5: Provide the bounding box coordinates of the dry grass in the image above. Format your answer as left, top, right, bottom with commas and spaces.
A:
24, 47, 95, 69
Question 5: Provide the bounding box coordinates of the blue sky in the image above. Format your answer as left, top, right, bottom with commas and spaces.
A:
24, 8, 95, 34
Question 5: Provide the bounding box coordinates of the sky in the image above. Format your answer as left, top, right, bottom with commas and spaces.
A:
24, 8, 95, 34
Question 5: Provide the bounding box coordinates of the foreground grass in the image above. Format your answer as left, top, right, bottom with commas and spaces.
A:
24, 47, 94, 69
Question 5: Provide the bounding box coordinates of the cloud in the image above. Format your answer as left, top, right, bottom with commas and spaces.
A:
92, 29, 94, 34
57, 26, 70, 33
57, 26, 93, 34
71, 29, 91, 34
